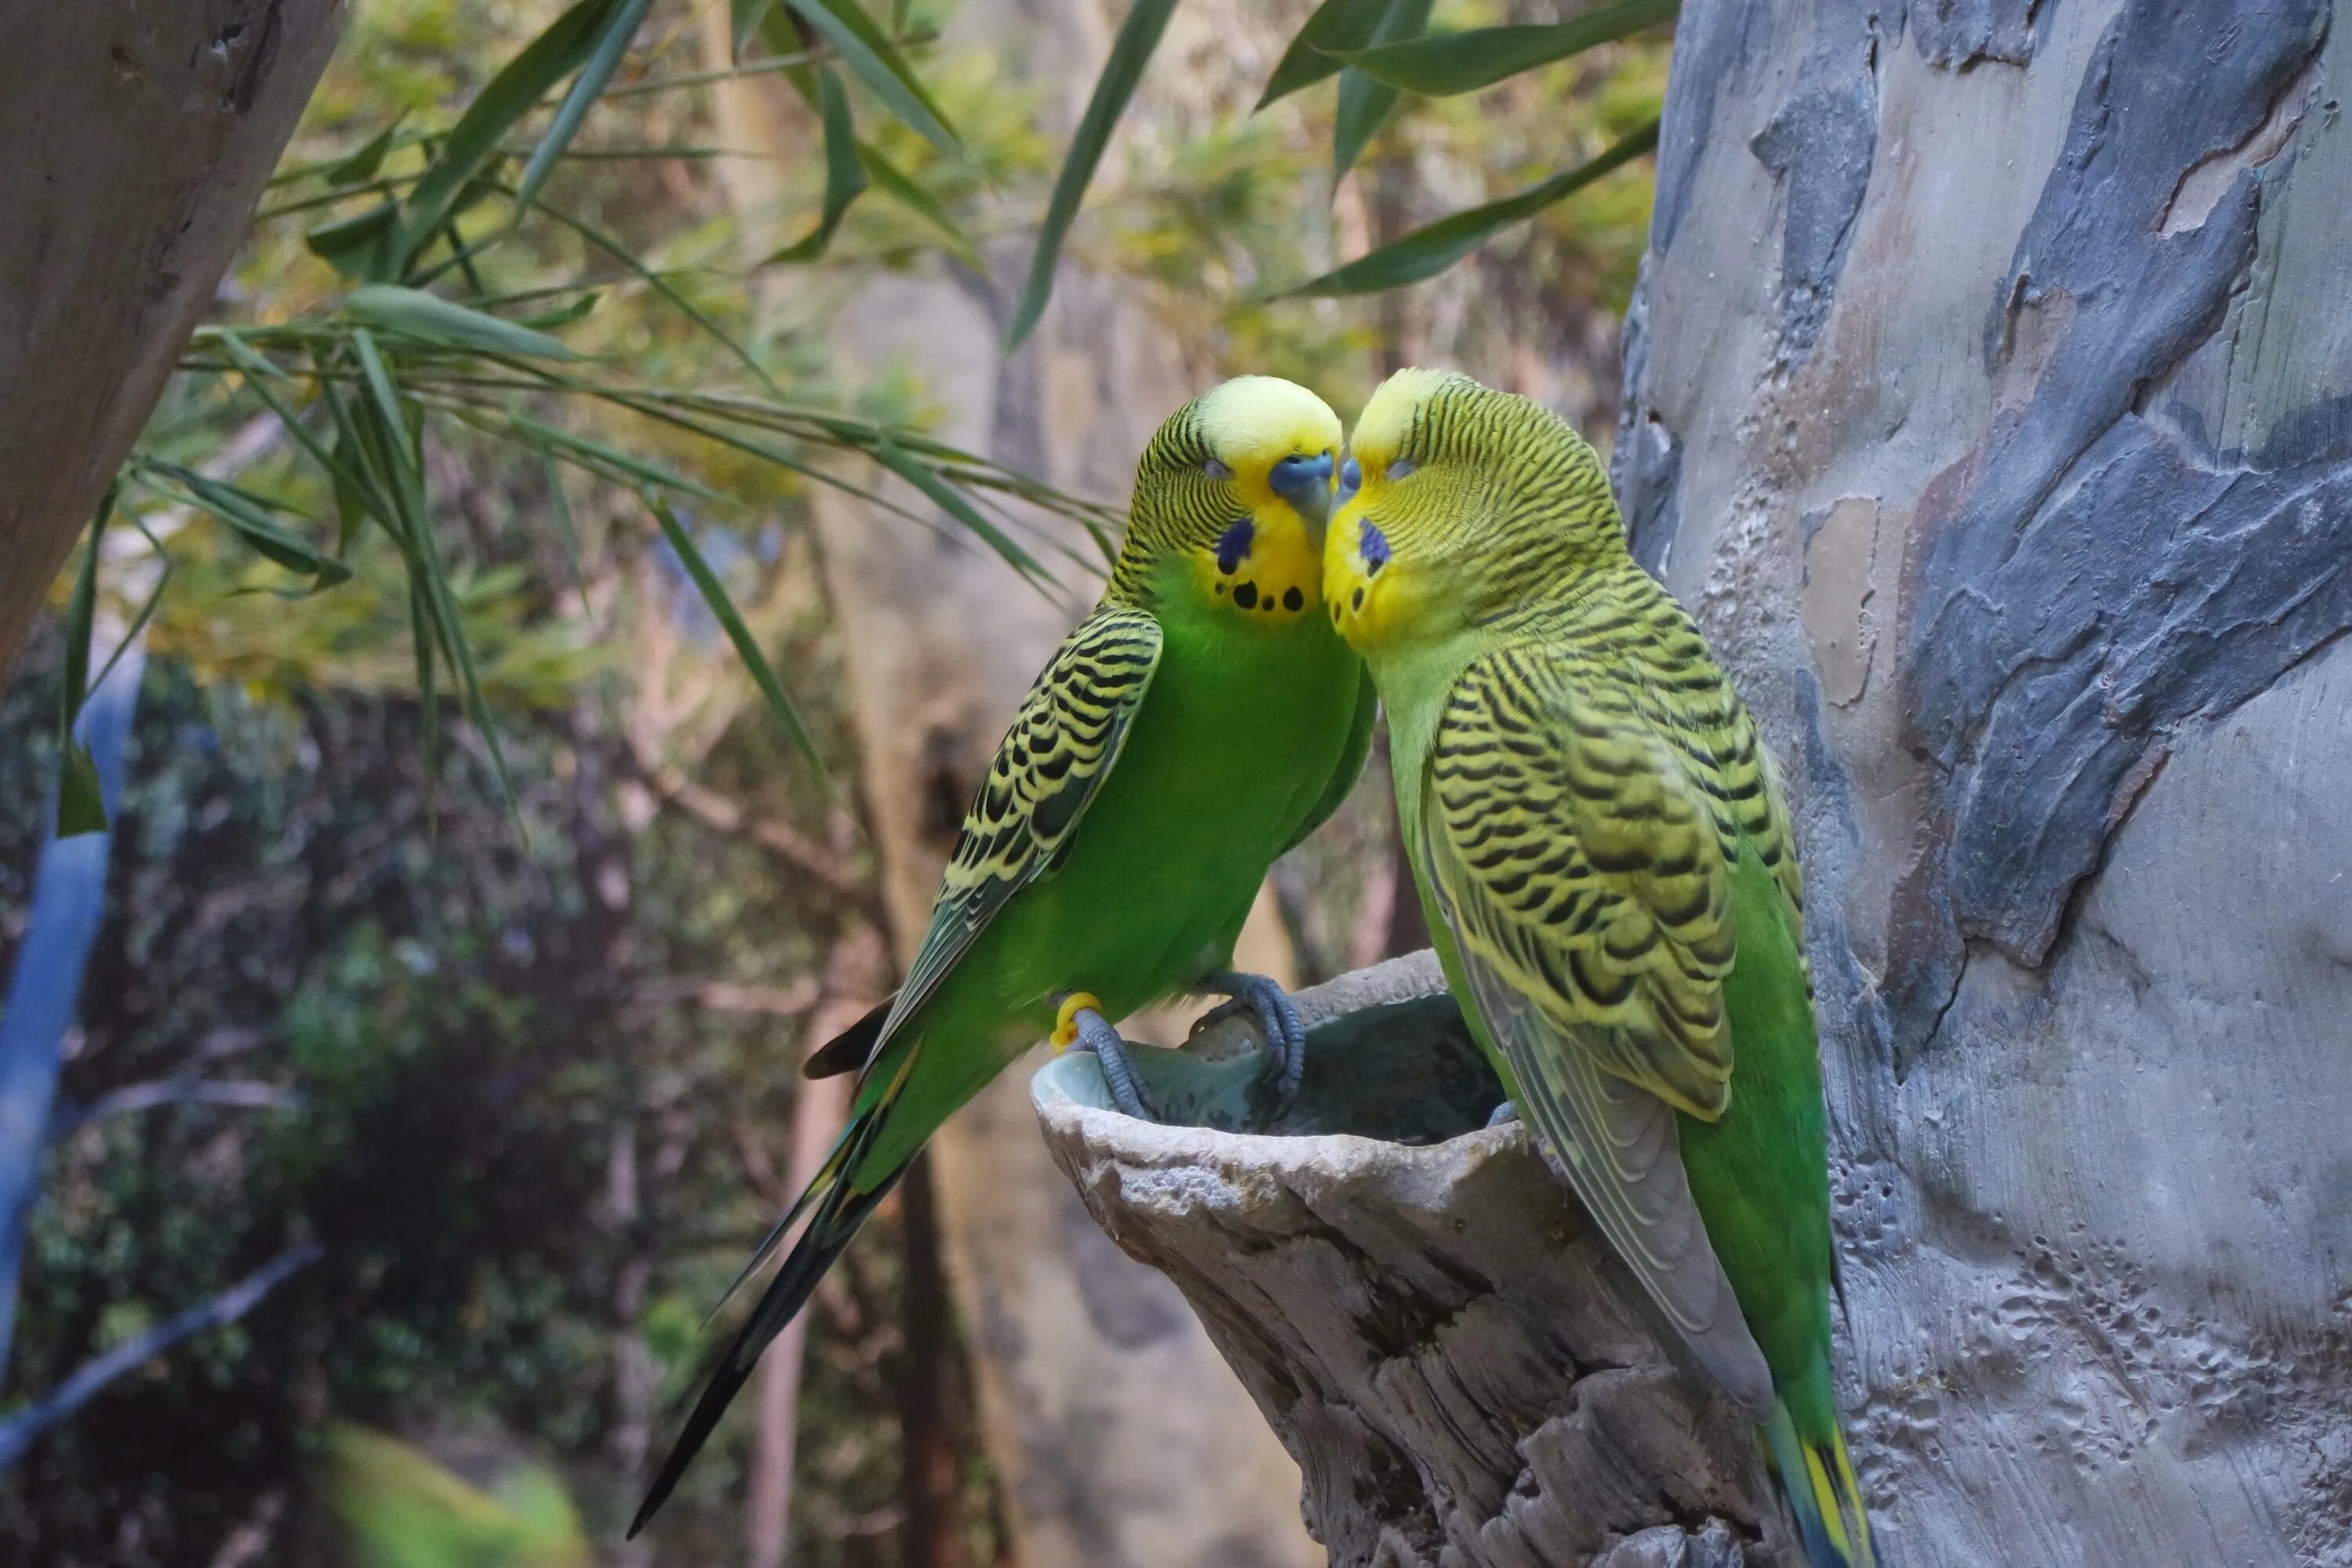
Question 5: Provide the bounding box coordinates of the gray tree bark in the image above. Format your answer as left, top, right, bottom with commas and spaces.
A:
1034, 3, 2352, 1566
0, 0, 345, 676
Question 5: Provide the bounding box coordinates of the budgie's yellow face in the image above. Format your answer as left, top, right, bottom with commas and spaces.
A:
1120, 376, 1343, 623
1327, 367, 1620, 654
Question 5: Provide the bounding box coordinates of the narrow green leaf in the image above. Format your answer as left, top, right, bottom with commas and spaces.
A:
766, 67, 869, 263
543, 458, 589, 608
869, 430, 1044, 579
648, 495, 823, 771
307, 201, 400, 278
1331, 0, 1678, 96
517, 292, 602, 331
515, 0, 654, 211
1331, 0, 1433, 182
352, 329, 522, 821
344, 282, 579, 360
1256, 0, 1392, 108
410, 575, 441, 810
1278, 117, 1659, 296
56, 501, 108, 837
779, 0, 962, 158
326, 119, 405, 186
143, 462, 353, 586
502, 182, 780, 396
391, 0, 630, 274
1006, 0, 1181, 350
858, 142, 978, 265
506, 412, 731, 504
732, 0, 779, 56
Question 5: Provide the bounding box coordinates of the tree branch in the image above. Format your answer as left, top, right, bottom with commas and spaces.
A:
49, 1079, 301, 1139
0, 1243, 321, 1470
621, 753, 886, 928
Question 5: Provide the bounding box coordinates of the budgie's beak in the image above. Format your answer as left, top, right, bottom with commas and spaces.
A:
1268, 449, 1337, 535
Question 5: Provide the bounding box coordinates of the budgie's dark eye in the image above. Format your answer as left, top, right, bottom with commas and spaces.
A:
1203, 458, 1234, 482
1388, 458, 1419, 481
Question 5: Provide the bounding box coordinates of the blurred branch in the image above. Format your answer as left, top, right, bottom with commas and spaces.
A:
50, 1078, 303, 1138
746, 926, 884, 1568
633, 976, 822, 1017
630, 755, 886, 927
0, 1243, 321, 1471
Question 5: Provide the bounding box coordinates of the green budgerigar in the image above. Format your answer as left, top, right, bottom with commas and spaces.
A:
632, 376, 1372, 1533
1326, 369, 1871, 1567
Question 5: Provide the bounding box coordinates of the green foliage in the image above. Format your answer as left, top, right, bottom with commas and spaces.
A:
1280, 119, 1661, 298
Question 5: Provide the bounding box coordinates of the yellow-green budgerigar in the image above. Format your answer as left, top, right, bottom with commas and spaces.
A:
631, 376, 1373, 1533
1326, 368, 1871, 1567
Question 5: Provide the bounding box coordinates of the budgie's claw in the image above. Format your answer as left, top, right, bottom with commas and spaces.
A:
1054, 993, 1154, 1120
1196, 970, 1308, 1116
1485, 1098, 1572, 1184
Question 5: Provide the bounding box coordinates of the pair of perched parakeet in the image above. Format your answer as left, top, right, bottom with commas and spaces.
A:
633, 372, 1872, 1568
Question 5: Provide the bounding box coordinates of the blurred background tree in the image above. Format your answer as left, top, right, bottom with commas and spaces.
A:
0, 2, 1665, 1564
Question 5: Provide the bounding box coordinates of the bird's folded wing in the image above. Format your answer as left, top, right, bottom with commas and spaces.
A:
878, 606, 1163, 1054
1421, 645, 1773, 1416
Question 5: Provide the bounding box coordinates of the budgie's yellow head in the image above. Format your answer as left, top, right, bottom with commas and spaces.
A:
1114, 376, 1344, 622
1326, 367, 1624, 655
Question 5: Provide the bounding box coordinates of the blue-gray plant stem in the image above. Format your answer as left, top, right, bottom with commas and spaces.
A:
0, 640, 146, 1383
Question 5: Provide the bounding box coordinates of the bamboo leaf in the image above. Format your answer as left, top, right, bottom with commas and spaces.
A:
352, 329, 522, 821
1331, 0, 1433, 182
1006, 0, 1181, 350
648, 495, 823, 771
1277, 118, 1659, 296
56, 501, 108, 838
1330, 0, 1677, 96
391, 0, 633, 274
858, 142, 978, 266
766, 67, 869, 263
777, 0, 962, 158
514, 0, 655, 211
506, 412, 731, 504
325, 119, 405, 186
307, 201, 400, 278
731, 0, 779, 56
869, 430, 1044, 579
344, 283, 580, 360
543, 459, 589, 608
1256, 0, 1392, 108
140, 462, 353, 586
518, 292, 602, 331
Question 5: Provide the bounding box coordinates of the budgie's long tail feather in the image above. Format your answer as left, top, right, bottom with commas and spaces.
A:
1763, 1399, 1873, 1568
630, 1105, 901, 1537
802, 997, 891, 1080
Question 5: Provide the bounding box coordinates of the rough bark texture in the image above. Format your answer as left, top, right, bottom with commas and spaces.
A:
1034, 956, 1789, 1568
1036, 5, 2352, 1565
0, 0, 346, 676
1609, 1, 2351, 1563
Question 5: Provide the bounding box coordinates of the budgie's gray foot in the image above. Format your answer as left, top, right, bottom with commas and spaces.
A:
1196, 970, 1308, 1116
1486, 1098, 1571, 1183
1053, 992, 1154, 1120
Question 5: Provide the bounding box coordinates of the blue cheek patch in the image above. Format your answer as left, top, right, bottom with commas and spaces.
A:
1215, 517, 1254, 575
1357, 517, 1391, 575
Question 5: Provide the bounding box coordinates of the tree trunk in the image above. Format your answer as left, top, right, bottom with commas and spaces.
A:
697, 7, 1319, 1566
0, 0, 344, 677
1608, 2, 2352, 1562
1033, 5, 2352, 1566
